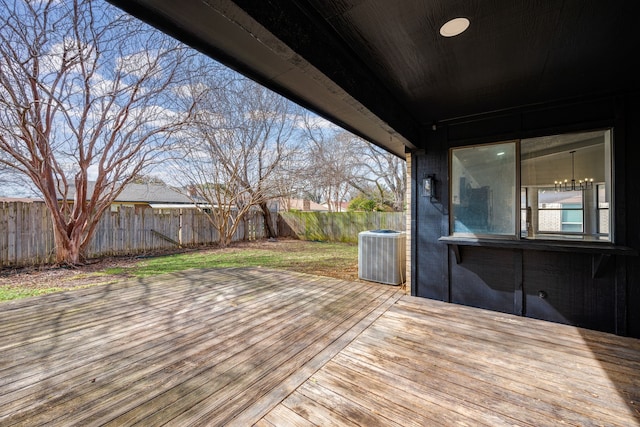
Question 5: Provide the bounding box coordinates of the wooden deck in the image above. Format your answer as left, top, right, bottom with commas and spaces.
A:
0, 268, 638, 426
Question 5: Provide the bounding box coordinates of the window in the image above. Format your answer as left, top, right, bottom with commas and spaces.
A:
597, 184, 609, 235
521, 187, 529, 235
521, 129, 611, 241
537, 189, 583, 234
450, 141, 517, 237
450, 129, 613, 242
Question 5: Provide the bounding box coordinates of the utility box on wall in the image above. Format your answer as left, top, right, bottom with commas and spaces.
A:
358, 230, 406, 285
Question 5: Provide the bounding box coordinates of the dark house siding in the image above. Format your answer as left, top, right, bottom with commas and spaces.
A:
412, 94, 640, 337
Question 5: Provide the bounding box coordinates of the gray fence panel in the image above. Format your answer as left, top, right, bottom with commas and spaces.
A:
0, 202, 278, 267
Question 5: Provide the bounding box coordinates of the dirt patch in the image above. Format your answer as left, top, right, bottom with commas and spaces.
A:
0, 254, 142, 291
0, 239, 359, 292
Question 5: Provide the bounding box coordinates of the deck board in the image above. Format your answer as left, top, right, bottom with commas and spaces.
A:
0, 268, 400, 426
1, 267, 639, 426
2, 272, 331, 420
267, 296, 640, 427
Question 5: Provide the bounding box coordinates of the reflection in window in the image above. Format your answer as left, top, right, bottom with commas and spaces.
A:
451, 142, 516, 237
521, 129, 612, 241
449, 129, 613, 242
597, 184, 609, 235
521, 188, 529, 236
537, 189, 583, 233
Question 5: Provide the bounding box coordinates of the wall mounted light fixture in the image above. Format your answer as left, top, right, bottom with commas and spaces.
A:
423, 174, 436, 200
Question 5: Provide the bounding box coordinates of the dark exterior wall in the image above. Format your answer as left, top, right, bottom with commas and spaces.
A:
412, 94, 640, 337
412, 130, 449, 301
523, 251, 616, 332
624, 95, 640, 337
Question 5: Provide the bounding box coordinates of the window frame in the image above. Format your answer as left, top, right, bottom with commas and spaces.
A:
536, 188, 584, 235
448, 128, 613, 243
449, 140, 519, 239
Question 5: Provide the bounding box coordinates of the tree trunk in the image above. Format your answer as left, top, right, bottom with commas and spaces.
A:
259, 202, 277, 238
52, 224, 83, 265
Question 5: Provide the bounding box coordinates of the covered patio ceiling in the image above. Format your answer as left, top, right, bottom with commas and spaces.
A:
107, 0, 640, 158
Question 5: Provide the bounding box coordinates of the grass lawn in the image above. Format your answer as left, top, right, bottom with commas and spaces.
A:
120, 241, 357, 277
0, 239, 359, 302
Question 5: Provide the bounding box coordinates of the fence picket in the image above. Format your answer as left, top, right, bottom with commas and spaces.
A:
0, 202, 278, 267
0, 202, 405, 267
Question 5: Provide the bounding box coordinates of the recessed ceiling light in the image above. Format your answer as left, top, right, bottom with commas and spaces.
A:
440, 17, 470, 37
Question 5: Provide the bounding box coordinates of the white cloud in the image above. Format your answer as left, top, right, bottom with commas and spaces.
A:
293, 114, 338, 130
116, 51, 159, 79
87, 163, 99, 181
88, 73, 118, 98
173, 82, 209, 99
41, 38, 96, 76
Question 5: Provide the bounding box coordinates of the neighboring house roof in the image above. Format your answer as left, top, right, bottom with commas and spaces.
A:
149, 203, 213, 209
283, 198, 328, 212
63, 182, 194, 204
0, 197, 43, 203
322, 201, 349, 212
114, 183, 193, 204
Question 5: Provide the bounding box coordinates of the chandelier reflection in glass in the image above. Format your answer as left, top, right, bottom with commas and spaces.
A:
554, 150, 594, 191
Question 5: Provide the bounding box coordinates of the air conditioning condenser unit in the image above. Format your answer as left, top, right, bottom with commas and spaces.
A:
358, 230, 406, 285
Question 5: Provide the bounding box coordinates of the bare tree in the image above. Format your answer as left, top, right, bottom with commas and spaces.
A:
0, 0, 196, 264
302, 115, 361, 211
173, 70, 303, 243
300, 113, 406, 212
351, 143, 406, 211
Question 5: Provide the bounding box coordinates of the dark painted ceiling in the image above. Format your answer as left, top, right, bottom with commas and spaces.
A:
107, 0, 640, 158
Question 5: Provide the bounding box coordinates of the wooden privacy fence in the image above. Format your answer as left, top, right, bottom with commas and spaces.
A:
278, 211, 405, 243
0, 201, 274, 267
